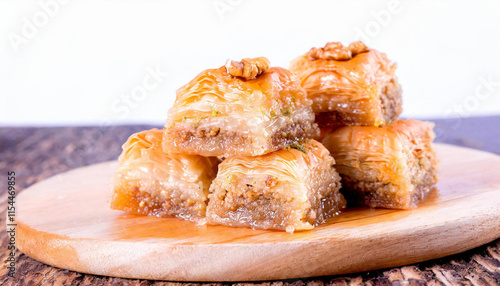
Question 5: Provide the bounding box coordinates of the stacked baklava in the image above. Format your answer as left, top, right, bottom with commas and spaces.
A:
111, 41, 438, 232
112, 57, 346, 233
290, 41, 438, 209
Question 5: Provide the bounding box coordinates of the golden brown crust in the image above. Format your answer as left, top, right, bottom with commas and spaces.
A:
206, 140, 346, 232
290, 43, 402, 128
111, 129, 220, 221
164, 60, 317, 157
225, 57, 270, 80
322, 119, 438, 209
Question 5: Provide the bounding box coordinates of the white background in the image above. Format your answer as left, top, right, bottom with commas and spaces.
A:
1, 0, 499, 126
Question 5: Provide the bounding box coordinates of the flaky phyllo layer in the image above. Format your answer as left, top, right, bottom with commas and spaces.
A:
163, 61, 319, 157
168, 66, 309, 122
322, 119, 438, 209
289, 42, 402, 128
207, 140, 346, 232
111, 129, 219, 220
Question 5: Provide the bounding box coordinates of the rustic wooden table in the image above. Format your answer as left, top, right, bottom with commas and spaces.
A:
1, 116, 499, 286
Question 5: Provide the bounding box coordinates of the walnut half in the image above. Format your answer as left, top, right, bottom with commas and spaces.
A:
308, 41, 369, 61
225, 57, 270, 80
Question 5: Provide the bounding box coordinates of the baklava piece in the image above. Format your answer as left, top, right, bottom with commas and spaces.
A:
289, 41, 402, 130
322, 119, 438, 209
163, 57, 319, 157
111, 129, 220, 221
206, 140, 346, 233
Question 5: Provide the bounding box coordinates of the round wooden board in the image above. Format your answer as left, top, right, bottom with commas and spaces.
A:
15, 143, 500, 282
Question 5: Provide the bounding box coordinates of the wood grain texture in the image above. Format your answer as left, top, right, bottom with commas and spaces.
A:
12, 143, 500, 282
1, 124, 500, 285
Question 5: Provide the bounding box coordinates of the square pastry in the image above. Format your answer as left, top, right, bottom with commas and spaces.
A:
111, 128, 220, 221
163, 57, 319, 157
206, 140, 346, 233
289, 41, 402, 130
322, 119, 438, 209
